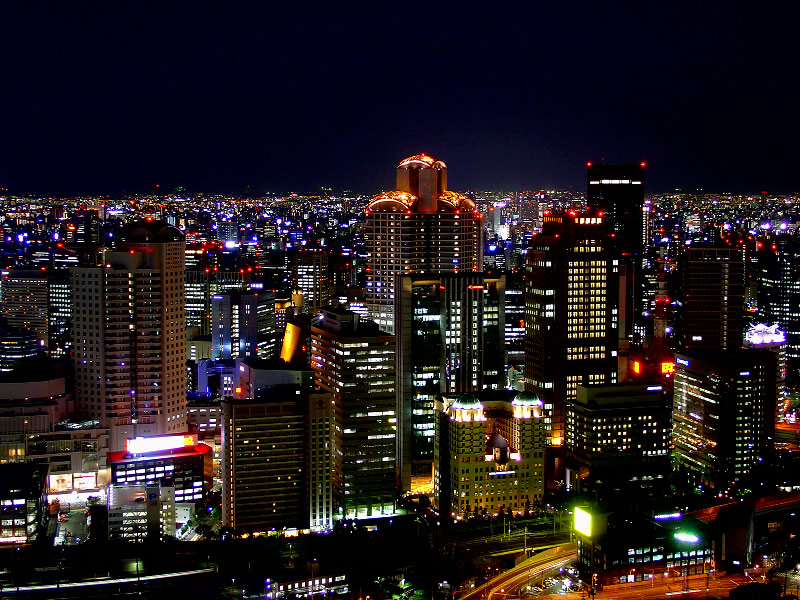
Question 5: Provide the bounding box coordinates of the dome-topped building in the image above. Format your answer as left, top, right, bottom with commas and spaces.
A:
365, 154, 483, 333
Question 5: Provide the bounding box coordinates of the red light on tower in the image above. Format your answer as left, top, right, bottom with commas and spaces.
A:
640, 161, 647, 168
586, 161, 593, 168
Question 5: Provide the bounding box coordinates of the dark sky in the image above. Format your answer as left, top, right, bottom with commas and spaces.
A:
1, 4, 798, 196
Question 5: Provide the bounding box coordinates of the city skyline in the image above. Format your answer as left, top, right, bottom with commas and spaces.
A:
1, 5, 799, 195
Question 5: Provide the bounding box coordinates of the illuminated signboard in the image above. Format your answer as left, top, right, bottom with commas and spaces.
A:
632, 361, 641, 375
661, 362, 674, 374
675, 357, 690, 367
674, 532, 699, 543
574, 507, 592, 536
654, 512, 682, 521
126, 434, 196, 455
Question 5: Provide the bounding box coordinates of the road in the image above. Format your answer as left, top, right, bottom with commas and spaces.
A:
54, 506, 88, 546
460, 544, 577, 600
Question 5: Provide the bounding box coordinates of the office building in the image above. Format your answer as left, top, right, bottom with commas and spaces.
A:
211, 290, 276, 360
292, 250, 329, 313
71, 220, 186, 451
221, 391, 338, 533
673, 349, 777, 494
108, 433, 212, 505
433, 392, 545, 519
565, 383, 671, 499
395, 272, 504, 491
0, 269, 49, 345
680, 246, 745, 351
365, 154, 483, 333
0, 325, 41, 371
586, 163, 646, 255
758, 237, 800, 383
185, 269, 244, 337
311, 307, 396, 518
743, 323, 788, 421
524, 212, 618, 450
0, 463, 48, 544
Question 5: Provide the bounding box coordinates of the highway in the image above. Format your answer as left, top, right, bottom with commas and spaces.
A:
459, 543, 577, 600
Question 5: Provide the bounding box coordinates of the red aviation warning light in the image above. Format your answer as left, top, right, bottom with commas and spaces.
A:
640, 162, 647, 168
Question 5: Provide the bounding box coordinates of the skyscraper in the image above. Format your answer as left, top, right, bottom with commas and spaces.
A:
524, 212, 618, 451
586, 163, 646, 255
365, 154, 483, 333
72, 220, 186, 451
310, 307, 396, 518
680, 246, 745, 350
395, 272, 505, 492
758, 236, 800, 383
211, 290, 276, 360
672, 349, 776, 494
292, 250, 329, 313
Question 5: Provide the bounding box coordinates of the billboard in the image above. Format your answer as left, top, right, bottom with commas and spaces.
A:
126, 433, 196, 455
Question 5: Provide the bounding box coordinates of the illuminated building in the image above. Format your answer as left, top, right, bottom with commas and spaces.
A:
433, 392, 545, 519
574, 508, 713, 587
107, 483, 176, 541
72, 220, 187, 451
504, 273, 525, 375
395, 273, 504, 492
292, 250, 329, 313
524, 212, 618, 451
107, 433, 213, 505
672, 350, 776, 493
365, 154, 483, 333
221, 390, 338, 532
744, 323, 787, 421
311, 307, 396, 518
564, 383, 671, 499
0, 326, 40, 371
185, 269, 244, 337
211, 290, 277, 360
587, 163, 646, 348
757, 237, 800, 382
680, 246, 744, 351
0, 269, 49, 346
0, 463, 48, 544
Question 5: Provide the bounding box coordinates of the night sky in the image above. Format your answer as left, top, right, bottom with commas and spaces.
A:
1, 4, 798, 196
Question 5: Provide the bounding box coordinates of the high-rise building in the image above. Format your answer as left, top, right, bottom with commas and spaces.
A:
221, 390, 338, 533
586, 163, 646, 255
672, 349, 776, 494
680, 246, 745, 351
744, 323, 788, 421
564, 382, 671, 500
524, 212, 618, 450
758, 236, 800, 383
395, 272, 504, 491
311, 307, 396, 518
185, 269, 244, 336
71, 220, 186, 451
211, 290, 277, 360
433, 392, 545, 519
0, 268, 72, 356
292, 250, 329, 313
365, 154, 483, 333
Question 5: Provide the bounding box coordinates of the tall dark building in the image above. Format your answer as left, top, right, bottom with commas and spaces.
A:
586, 163, 646, 255
395, 272, 504, 491
524, 212, 618, 451
680, 246, 745, 351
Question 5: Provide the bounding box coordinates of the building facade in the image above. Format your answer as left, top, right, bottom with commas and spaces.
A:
71, 220, 186, 451
434, 392, 545, 519
365, 154, 483, 333
311, 307, 396, 519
